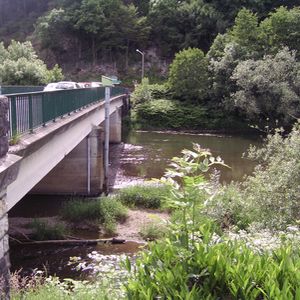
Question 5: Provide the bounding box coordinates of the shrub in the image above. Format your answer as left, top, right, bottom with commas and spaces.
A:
30, 219, 67, 240
131, 78, 152, 106
131, 78, 170, 107
241, 123, 300, 229
124, 144, 300, 299
117, 185, 169, 209
133, 99, 208, 130
204, 183, 250, 230
231, 48, 300, 128
125, 229, 300, 299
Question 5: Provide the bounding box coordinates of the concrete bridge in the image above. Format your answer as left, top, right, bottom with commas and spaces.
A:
0, 87, 129, 297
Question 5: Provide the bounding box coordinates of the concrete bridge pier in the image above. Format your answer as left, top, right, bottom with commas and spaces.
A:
109, 106, 122, 143
32, 126, 104, 196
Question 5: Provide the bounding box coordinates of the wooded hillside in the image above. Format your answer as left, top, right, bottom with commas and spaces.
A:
0, 0, 299, 81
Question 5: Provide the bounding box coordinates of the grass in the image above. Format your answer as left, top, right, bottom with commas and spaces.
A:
139, 217, 168, 241
30, 219, 67, 240
61, 197, 128, 235
117, 184, 169, 209
9, 273, 124, 300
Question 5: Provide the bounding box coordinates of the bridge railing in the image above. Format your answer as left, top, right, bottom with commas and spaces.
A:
7, 86, 126, 138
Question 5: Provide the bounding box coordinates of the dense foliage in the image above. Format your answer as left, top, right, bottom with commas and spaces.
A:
168, 48, 208, 102
1, 0, 298, 79
0, 40, 63, 85
125, 134, 300, 299
130, 6, 300, 130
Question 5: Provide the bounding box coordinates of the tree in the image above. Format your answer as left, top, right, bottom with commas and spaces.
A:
0, 40, 64, 85
35, 9, 71, 51
168, 48, 209, 102
71, 0, 106, 66
229, 8, 262, 55
231, 48, 300, 127
260, 6, 300, 56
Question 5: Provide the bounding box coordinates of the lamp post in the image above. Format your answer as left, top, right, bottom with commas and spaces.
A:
136, 49, 145, 81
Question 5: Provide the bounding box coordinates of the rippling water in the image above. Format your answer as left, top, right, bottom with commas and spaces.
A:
115, 130, 260, 186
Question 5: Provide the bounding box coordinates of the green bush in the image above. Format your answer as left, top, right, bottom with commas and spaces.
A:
204, 183, 250, 230
117, 185, 169, 209
125, 141, 300, 299
0, 40, 63, 85
30, 219, 67, 240
125, 229, 300, 299
133, 99, 208, 130
61, 197, 128, 234
241, 123, 300, 229
131, 78, 170, 107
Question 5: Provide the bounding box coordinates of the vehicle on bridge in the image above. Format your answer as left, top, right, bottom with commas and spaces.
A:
43, 82, 60, 91
44, 81, 81, 91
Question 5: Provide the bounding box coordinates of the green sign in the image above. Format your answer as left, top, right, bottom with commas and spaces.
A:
101, 75, 121, 86
101, 75, 114, 87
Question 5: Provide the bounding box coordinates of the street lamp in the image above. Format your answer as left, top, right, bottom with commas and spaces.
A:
136, 49, 145, 80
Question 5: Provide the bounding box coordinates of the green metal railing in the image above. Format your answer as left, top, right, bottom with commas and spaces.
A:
7, 86, 126, 137
2, 85, 44, 95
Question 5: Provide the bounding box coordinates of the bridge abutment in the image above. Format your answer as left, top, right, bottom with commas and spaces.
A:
32, 126, 104, 195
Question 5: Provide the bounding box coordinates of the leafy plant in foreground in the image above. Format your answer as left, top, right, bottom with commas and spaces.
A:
125, 143, 300, 299
160, 143, 228, 249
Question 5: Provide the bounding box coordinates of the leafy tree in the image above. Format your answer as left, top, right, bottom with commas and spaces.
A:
71, 0, 109, 65
148, 0, 223, 56
208, 7, 300, 113
0, 40, 64, 85
260, 6, 300, 55
229, 8, 261, 55
231, 48, 300, 127
168, 48, 209, 102
35, 8, 71, 51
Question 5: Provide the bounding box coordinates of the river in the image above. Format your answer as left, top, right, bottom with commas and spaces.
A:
112, 130, 260, 188
9, 130, 260, 278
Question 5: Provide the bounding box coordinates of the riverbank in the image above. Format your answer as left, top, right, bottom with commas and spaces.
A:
8, 129, 259, 283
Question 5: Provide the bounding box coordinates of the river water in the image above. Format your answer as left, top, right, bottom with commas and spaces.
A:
113, 130, 260, 188
9, 130, 260, 278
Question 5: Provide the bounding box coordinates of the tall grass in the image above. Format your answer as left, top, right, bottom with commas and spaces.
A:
117, 184, 169, 209
61, 197, 127, 235
30, 219, 67, 240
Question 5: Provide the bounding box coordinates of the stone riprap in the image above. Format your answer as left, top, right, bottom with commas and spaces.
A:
0, 95, 10, 299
